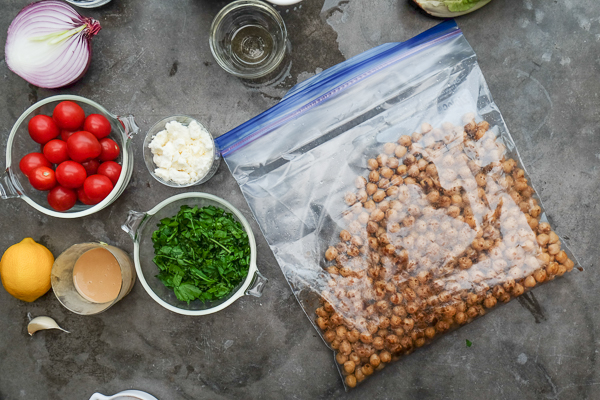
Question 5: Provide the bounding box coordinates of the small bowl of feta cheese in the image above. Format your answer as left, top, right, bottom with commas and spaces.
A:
143, 116, 221, 187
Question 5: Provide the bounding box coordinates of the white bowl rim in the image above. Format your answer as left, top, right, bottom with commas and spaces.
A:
6, 94, 131, 218
133, 192, 258, 316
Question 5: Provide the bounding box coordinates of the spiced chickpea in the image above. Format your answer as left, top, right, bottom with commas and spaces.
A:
426, 190, 440, 204
356, 189, 368, 203
380, 167, 394, 180
361, 363, 374, 376
340, 230, 352, 242
555, 251, 568, 264
376, 154, 388, 167
373, 190, 386, 203
383, 142, 397, 155
523, 275, 536, 288
369, 170, 380, 183
483, 296, 497, 309
376, 351, 390, 364
385, 157, 400, 169
554, 263, 567, 276
537, 222, 551, 234
545, 262, 558, 276
466, 307, 479, 319
345, 352, 360, 365
398, 135, 412, 147
355, 176, 367, 190
345, 374, 357, 388
325, 247, 338, 261
354, 368, 366, 383
366, 159, 379, 171
564, 258, 575, 272
324, 330, 337, 343
365, 183, 377, 197
454, 312, 467, 325
548, 243, 561, 255
404, 154, 417, 167
339, 340, 352, 355
316, 307, 329, 318
371, 336, 385, 351
359, 332, 373, 344
336, 325, 348, 340
370, 209, 384, 222
343, 360, 356, 374
336, 352, 348, 364
345, 192, 357, 206
530, 205, 541, 218
512, 283, 524, 297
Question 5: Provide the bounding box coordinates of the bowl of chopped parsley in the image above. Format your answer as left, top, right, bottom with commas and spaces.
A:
121, 192, 267, 315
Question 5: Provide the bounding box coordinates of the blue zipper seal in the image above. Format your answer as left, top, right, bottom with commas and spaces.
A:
216, 20, 461, 157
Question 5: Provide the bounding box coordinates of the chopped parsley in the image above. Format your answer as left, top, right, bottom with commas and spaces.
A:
151, 205, 250, 303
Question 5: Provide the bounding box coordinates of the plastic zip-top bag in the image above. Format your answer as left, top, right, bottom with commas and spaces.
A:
216, 20, 580, 389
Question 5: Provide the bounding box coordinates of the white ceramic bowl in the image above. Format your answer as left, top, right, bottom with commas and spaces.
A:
122, 192, 267, 316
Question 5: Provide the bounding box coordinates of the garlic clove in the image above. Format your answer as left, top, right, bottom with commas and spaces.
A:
27, 316, 70, 336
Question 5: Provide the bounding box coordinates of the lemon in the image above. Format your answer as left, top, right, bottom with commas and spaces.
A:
0, 238, 54, 302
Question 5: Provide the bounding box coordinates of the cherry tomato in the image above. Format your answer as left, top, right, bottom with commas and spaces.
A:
83, 174, 114, 203
55, 161, 87, 189
77, 187, 99, 205
99, 138, 120, 162
29, 166, 56, 191
83, 114, 111, 140
81, 159, 100, 176
19, 153, 52, 177
97, 161, 122, 185
43, 139, 70, 164
67, 131, 101, 162
28, 115, 60, 144
60, 129, 76, 141
47, 186, 77, 211
53, 101, 85, 130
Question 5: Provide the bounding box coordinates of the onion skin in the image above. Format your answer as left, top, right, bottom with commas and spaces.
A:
4, 0, 101, 89
412, 0, 492, 18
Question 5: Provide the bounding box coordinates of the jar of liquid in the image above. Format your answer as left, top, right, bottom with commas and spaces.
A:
51, 243, 136, 315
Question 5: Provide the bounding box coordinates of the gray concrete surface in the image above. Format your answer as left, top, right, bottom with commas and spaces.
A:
0, 0, 599, 399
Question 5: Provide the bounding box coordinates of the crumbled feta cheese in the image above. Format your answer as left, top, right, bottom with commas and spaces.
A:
149, 120, 214, 185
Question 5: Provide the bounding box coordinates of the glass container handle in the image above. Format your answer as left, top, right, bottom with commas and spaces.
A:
0, 168, 21, 199
245, 270, 268, 298
117, 115, 140, 139
121, 210, 146, 240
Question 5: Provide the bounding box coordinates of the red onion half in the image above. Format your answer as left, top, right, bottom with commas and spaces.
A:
5, 1, 101, 89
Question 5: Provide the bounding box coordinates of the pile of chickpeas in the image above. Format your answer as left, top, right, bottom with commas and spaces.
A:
315, 114, 575, 389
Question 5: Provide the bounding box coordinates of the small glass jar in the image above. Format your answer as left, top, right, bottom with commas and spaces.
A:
210, 0, 288, 79
51, 243, 136, 315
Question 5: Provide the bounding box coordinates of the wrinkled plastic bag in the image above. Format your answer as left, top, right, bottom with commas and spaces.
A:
215, 20, 580, 389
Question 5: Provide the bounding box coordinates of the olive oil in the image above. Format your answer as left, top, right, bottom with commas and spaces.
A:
230, 25, 274, 65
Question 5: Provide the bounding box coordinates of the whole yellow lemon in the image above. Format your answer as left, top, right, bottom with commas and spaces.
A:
0, 238, 54, 302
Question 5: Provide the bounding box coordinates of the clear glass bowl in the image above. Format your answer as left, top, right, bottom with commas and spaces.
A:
143, 116, 221, 188
210, 0, 288, 79
121, 192, 267, 316
0, 95, 139, 218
